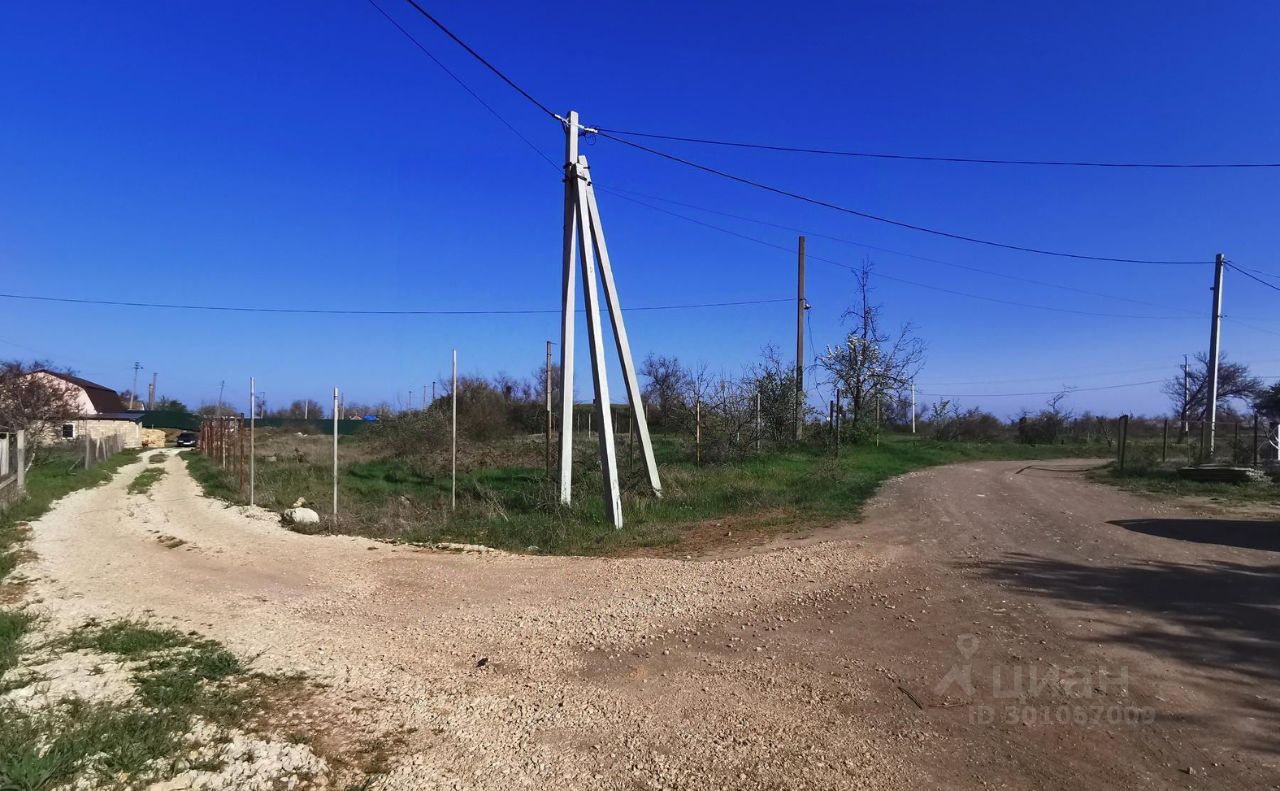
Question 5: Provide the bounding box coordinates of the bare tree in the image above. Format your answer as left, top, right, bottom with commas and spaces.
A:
0, 360, 80, 435
1164, 352, 1262, 420
818, 259, 925, 434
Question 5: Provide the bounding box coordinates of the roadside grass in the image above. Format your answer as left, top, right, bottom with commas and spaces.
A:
1, 448, 140, 584
127, 467, 166, 496
1, 619, 267, 789
0, 610, 33, 678
1089, 462, 1280, 505
187, 435, 1106, 555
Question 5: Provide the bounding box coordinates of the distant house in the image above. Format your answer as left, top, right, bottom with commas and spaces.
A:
25, 371, 143, 449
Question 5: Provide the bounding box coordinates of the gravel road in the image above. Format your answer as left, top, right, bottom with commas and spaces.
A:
19, 451, 1280, 789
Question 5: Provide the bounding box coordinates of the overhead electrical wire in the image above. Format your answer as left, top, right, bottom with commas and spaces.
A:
916, 379, 1167, 398
397, 0, 559, 120
365, 0, 558, 170
593, 131, 1209, 266
593, 128, 1280, 170
601, 185, 1199, 316
601, 191, 1196, 321
0, 292, 791, 316
390, 2, 1215, 267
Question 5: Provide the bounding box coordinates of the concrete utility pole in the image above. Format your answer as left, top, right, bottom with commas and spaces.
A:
130, 362, 142, 410
556, 109, 662, 528
147, 372, 157, 411
216, 381, 225, 418
1204, 253, 1225, 461
795, 236, 806, 440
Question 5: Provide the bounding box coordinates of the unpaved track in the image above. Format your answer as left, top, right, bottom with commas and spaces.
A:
21, 452, 1280, 789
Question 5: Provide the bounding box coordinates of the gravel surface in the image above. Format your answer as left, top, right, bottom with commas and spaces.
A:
16, 451, 1280, 789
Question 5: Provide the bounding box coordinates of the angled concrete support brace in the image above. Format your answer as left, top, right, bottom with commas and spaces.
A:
556, 110, 663, 528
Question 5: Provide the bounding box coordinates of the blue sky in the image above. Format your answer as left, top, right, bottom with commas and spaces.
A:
1, 1, 1277, 417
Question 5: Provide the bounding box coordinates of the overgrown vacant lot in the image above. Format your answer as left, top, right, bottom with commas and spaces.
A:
187, 429, 1109, 554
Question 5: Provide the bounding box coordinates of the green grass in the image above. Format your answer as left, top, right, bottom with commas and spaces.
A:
0, 610, 33, 678
1, 620, 263, 789
0, 448, 139, 584
127, 467, 166, 496
1090, 462, 1280, 505
188, 435, 1107, 555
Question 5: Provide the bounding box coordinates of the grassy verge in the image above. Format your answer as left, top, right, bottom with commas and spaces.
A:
1089, 462, 1280, 506
127, 467, 166, 496
0, 610, 33, 679
1, 619, 273, 789
1, 449, 139, 584
187, 436, 1106, 555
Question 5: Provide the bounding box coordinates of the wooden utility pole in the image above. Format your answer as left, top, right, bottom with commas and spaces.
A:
795, 235, 806, 440
1204, 253, 1225, 461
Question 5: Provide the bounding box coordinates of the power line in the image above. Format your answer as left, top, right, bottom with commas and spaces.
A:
365, 0, 558, 170
593, 131, 1208, 266
916, 379, 1166, 399
602, 191, 1195, 321
602, 185, 1198, 315
0, 291, 789, 316
595, 128, 1280, 169
1226, 261, 1280, 293
397, 0, 558, 120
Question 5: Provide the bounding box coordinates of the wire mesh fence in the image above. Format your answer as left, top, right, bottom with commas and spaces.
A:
197, 416, 247, 497
77, 431, 127, 471
1113, 415, 1277, 470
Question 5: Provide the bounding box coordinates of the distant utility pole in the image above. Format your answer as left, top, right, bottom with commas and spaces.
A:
1204, 253, 1225, 461
423, 384, 428, 410
795, 236, 806, 440
130, 362, 142, 410
216, 380, 225, 418
147, 372, 157, 411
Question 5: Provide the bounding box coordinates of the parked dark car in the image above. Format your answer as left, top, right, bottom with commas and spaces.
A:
175, 431, 198, 448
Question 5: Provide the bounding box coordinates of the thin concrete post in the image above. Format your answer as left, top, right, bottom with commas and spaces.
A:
249, 378, 256, 506
15, 430, 26, 494
332, 387, 339, 517
451, 351, 457, 511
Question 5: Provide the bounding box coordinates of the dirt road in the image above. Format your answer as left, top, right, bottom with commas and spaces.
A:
21, 452, 1280, 789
